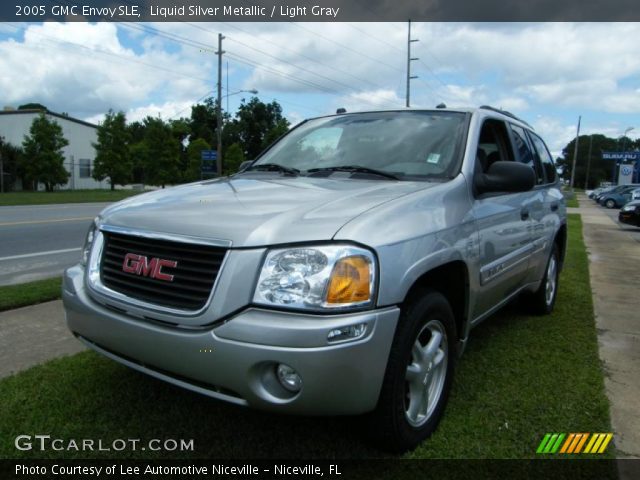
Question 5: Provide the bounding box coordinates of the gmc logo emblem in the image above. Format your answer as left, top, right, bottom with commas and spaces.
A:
122, 253, 178, 282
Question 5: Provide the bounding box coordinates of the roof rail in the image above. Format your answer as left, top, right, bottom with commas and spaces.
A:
479, 105, 533, 129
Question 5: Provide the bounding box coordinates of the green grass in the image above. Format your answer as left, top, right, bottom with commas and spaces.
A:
0, 215, 612, 461
0, 277, 61, 312
566, 196, 580, 208
0, 189, 142, 206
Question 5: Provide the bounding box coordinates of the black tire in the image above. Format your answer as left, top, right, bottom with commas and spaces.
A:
605, 198, 616, 209
527, 244, 560, 315
366, 289, 456, 453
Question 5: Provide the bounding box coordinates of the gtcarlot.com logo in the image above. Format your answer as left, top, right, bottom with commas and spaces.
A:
536, 433, 613, 455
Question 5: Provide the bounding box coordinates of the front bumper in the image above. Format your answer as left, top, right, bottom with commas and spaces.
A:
63, 265, 400, 415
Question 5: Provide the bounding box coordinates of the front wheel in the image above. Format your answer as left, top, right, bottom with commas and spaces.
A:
605, 198, 616, 209
367, 289, 456, 452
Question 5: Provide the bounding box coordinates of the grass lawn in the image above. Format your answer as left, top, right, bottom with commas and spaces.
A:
0, 215, 613, 462
0, 277, 61, 312
0, 189, 142, 206
566, 196, 580, 208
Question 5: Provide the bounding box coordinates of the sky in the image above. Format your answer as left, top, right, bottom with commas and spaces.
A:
0, 21, 639, 158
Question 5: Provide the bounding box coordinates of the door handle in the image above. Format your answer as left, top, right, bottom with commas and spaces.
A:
550, 202, 559, 212
520, 208, 530, 221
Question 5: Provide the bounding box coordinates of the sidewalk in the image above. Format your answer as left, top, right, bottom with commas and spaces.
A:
569, 194, 640, 460
0, 300, 85, 379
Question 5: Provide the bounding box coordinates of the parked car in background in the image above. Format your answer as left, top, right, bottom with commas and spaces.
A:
631, 188, 640, 202
619, 200, 640, 227
598, 184, 640, 208
593, 186, 615, 201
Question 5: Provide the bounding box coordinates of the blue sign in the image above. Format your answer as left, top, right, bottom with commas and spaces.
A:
602, 151, 640, 161
201, 162, 216, 174
201, 150, 218, 160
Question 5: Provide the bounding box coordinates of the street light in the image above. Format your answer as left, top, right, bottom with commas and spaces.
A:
217, 89, 258, 177
224, 89, 258, 98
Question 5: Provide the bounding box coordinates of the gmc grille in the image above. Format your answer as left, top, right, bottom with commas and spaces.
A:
100, 231, 226, 311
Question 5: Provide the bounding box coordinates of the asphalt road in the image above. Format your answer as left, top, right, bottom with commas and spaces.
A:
0, 203, 110, 286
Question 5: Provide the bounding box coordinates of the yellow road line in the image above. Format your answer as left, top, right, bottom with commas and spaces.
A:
0, 216, 93, 227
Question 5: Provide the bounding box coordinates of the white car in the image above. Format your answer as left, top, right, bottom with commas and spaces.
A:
632, 188, 640, 201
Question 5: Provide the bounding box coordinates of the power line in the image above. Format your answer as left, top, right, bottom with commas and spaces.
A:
290, 22, 402, 73
1, 22, 212, 85
206, 22, 388, 91
226, 52, 399, 110
120, 22, 400, 109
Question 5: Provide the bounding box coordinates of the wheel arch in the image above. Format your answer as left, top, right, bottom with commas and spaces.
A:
401, 261, 470, 351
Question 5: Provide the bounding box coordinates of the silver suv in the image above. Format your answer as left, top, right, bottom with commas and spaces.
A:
63, 107, 566, 452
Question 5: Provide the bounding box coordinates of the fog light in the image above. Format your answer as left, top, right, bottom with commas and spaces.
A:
276, 364, 302, 393
327, 323, 367, 343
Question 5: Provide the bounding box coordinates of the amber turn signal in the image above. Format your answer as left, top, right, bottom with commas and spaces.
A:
326, 256, 371, 304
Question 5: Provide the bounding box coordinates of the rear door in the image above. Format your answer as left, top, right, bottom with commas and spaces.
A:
509, 124, 547, 278
527, 130, 564, 284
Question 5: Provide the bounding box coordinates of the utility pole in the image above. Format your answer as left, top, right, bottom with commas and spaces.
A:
569, 115, 581, 190
216, 33, 225, 177
584, 135, 593, 190
0, 150, 4, 193
406, 20, 419, 108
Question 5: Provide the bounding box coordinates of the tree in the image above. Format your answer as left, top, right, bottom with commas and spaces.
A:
18, 103, 47, 111
224, 97, 290, 160
138, 116, 181, 188
92, 110, 132, 190
185, 138, 211, 182
21, 113, 69, 191
223, 143, 245, 176
0, 136, 24, 192
189, 98, 217, 146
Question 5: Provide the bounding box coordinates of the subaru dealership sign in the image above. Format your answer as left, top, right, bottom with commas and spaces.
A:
602, 151, 640, 161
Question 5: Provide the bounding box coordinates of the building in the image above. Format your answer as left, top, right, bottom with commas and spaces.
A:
0, 107, 108, 190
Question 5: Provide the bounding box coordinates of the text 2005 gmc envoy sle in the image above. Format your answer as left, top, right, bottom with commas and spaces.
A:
63, 107, 566, 452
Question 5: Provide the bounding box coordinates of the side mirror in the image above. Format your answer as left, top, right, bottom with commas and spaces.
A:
475, 161, 535, 195
238, 160, 254, 172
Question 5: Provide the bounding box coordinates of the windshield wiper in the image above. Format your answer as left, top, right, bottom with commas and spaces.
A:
306, 165, 400, 180
246, 163, 300, 176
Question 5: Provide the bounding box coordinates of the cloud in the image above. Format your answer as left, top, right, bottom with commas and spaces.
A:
1, 21, 639, 157
0, 23, 212, 118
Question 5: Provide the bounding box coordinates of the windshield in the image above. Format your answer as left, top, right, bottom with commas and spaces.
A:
252, 111, 467, 180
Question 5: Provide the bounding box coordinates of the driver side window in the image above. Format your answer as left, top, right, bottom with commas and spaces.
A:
476, 119, 514, 173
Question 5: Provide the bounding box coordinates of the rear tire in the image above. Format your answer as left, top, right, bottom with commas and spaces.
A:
528, 244, 560, 315
366, 289, 456, 452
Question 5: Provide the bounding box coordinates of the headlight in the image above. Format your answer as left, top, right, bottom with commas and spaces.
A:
253, 245, 376, 311
621, 205, 636, 212
80, 218, 98, 266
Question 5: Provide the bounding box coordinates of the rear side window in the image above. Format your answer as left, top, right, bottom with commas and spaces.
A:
528, 132, 557, 184
510, 124, 545, 185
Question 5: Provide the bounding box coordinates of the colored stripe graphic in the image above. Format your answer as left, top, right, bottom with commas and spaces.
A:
584, 433, 613, 454
536, 434, 552, 454
574, 433, 589, 453
538, 433, 613, 454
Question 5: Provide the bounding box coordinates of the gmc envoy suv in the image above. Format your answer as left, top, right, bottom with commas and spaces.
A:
63, 106, 567, 452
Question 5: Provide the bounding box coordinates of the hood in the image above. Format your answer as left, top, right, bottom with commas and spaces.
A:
99, 176, 434, 247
